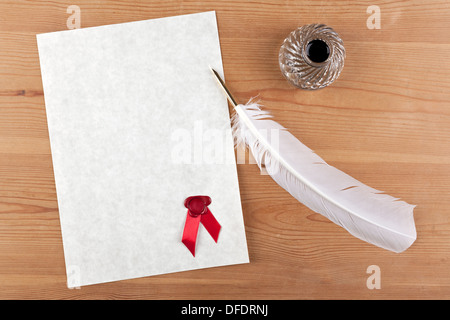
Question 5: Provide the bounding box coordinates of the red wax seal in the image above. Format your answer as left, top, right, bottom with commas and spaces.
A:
181, 195, 221, 257
185, 196, 211, 216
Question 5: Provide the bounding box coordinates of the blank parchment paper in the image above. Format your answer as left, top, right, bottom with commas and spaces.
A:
37, 11, 249, 287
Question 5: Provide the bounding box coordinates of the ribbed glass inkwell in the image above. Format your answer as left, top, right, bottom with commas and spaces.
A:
279, 24, 345, 90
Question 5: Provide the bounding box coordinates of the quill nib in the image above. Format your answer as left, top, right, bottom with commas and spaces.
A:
209, 66, 238, 108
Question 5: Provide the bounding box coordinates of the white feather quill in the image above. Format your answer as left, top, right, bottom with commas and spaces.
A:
211, 68, 417, 253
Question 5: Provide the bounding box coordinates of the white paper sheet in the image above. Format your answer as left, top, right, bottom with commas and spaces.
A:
37, 11, 249, 287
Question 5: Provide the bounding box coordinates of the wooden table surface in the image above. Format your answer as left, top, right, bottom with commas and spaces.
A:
1, 0, 449, 300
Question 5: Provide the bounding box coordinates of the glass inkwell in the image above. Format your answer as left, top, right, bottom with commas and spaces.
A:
279, 24, 345, 90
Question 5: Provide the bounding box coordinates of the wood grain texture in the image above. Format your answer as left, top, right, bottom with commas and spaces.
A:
0, 0, 449, 299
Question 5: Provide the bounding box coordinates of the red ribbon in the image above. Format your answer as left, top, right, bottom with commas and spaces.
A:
182, 195, 221, 257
